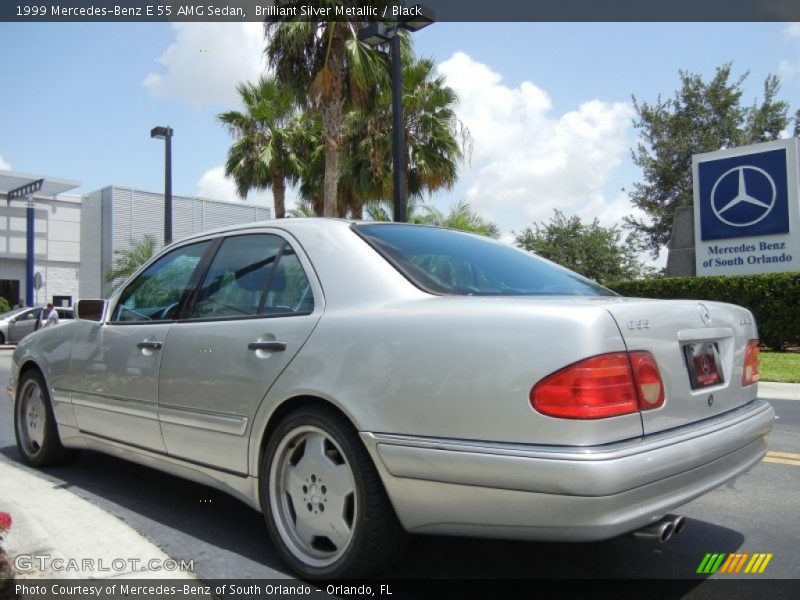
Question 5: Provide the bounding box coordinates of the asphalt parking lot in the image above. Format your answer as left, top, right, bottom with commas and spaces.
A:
0, 350, 798, 593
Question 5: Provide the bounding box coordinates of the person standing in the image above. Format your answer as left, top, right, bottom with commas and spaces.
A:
14, 299, 25, 309
43, 303, 59, 328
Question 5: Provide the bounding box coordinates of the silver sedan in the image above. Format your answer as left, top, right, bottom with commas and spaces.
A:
7, 219, 773, 578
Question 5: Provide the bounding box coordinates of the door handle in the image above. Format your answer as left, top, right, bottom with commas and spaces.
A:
137, 340, 163, 350
248, 341, 287, 352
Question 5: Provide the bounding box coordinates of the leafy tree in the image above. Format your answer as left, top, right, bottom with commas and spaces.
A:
218, 77, 299, 218
628, 64, 794, 254
266, 15, 391, 217
0, 297, 10, 314
514, 210, 649, 283
105, 235, 157, 288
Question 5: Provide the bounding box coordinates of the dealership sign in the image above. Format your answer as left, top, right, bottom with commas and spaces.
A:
693, 138, 800, 276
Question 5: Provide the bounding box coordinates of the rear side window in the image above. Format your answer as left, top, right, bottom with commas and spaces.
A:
262, 245, 315, 315
355, 224, 615, 297
188, 234, 283, 319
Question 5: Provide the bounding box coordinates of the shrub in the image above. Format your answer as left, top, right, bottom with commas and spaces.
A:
607, 272, 800, 351
0, 298, 10, 314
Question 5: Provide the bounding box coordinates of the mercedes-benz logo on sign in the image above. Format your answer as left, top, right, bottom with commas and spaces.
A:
710, 165, 776, 227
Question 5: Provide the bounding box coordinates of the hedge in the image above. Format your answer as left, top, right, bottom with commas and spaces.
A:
606, 272, 800, 351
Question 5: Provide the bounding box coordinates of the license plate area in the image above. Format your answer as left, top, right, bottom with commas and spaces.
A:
683, 342, 723, 389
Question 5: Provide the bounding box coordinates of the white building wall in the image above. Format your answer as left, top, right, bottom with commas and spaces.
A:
4, 182, 273, 304
0, 193, 81, 306
79, 190, 103, 299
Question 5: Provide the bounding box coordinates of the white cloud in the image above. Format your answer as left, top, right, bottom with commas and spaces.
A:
0, 154, 10, 171
784, 22, 800, 43
779, 23, 800, 80
144, 23, 267, 105
196, 165, 284, 214
437, 52, 638, 237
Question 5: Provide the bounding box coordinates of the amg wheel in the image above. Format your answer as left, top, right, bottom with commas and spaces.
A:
262, 406, 407, 578
14, 370, 77, 467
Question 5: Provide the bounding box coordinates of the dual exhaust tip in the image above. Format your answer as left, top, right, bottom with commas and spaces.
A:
632, 514, 686, 544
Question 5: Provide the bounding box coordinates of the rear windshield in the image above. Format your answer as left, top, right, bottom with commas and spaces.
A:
354, 224, 615, 297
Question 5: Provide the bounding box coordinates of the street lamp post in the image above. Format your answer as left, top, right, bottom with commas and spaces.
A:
358, 6, 434, 223
150, 125, 174, 245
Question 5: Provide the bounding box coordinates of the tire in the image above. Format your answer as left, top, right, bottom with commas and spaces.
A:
0, 331, 5, 345
262, 406, 408, 578
14, 370, 77, 467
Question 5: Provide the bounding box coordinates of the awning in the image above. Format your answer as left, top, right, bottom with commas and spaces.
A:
0, 170, 80, 198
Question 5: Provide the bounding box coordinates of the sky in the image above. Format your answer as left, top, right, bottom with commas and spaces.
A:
2, 21, 800, 264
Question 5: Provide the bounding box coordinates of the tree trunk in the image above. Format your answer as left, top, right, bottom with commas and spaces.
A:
271, 170, 286, 219
319, 37, 346, 218
322, 131, 340, 217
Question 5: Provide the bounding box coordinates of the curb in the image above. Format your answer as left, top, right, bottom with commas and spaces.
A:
759, 381, 800, 401
0, 460, 196, 580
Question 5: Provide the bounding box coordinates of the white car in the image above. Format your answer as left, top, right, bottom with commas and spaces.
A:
8, 219, 773, 578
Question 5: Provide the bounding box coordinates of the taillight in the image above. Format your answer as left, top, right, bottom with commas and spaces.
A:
531, 351, 665, 419
628, 351, 665, 409
742, 340, 760, 386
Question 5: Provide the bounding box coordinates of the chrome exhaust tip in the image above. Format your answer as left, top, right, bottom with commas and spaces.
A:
665, 514, 686, 536
632, 520, 674, 544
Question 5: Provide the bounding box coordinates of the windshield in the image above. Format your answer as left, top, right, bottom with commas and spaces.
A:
355, 224, 615, 297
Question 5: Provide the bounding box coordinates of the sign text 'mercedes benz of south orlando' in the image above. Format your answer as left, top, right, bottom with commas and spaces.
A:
693, 138, 800, 276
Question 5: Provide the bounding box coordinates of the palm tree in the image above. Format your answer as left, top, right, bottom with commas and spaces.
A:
350, 57, 469, 218
265, 18, 394, 217
105, 235, 157, 287
366, 200, 500, 238
218, 77, 298, 218
417, 200, 500, 238
286, 200, 317, 218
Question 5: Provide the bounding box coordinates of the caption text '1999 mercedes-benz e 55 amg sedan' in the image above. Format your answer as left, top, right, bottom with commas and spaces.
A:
8, 219, 773, 578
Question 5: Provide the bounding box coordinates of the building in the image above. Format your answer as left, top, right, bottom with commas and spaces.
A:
81, 185, 272, 297
0, 171, 82, 308
1, 170, 272, 308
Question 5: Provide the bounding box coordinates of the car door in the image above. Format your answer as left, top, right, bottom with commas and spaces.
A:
158, 232, 322, 474
69, 240, 212, 451
8, 308, 41, 342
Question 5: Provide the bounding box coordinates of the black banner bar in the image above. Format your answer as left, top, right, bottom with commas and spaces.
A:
3, 0, 800, 23
3, 579, 800, 600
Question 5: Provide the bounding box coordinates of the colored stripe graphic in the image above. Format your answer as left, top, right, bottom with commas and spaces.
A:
698, 552, 773, 574
719, 553, 748, 573
697, 553, 727, 574
745, 553, 773, 574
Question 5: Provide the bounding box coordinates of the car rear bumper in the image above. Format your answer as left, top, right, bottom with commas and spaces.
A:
361, 398, 774, 541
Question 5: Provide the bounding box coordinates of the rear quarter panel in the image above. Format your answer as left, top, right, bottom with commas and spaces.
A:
253, 296, 645, 459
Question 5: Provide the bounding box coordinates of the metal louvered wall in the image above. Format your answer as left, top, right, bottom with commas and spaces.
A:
98, 186, 272, 296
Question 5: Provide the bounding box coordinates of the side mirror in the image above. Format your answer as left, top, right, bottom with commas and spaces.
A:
75, 299, 106, 322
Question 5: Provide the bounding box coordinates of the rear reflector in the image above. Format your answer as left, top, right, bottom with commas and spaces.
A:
531, 351, 665, 419
742, 339, 760, 386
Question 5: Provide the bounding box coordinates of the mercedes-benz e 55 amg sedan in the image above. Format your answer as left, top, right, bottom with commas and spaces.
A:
8, 219, 773, 577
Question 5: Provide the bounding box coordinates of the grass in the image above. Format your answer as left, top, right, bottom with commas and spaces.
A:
759, 351, 800, 384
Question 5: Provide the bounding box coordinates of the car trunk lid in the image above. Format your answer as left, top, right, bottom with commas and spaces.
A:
602, 298, 759, 435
